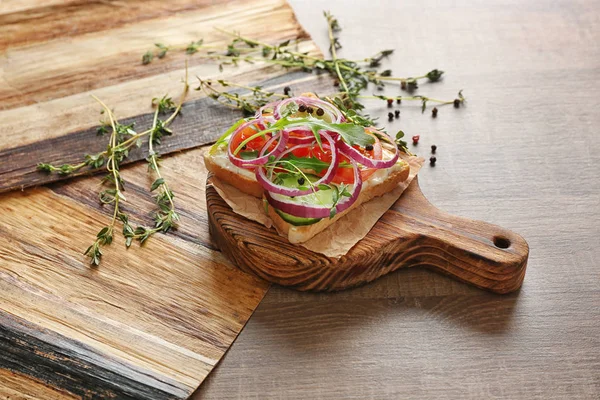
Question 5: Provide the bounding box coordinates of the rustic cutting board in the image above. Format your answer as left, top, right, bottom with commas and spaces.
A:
207, 177, 529, 293
0, 0, 335, 398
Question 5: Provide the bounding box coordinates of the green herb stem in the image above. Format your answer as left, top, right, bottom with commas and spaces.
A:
196, 77, 285, 115
148, 109, 174, 209
325, 12, 349, 94
356, 94, 455, 105
214, 27, 322, 62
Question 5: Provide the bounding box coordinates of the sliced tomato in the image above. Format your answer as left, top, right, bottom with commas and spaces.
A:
311, 145, 333, 163
332, 159, 355, 184
356, 131, 382, 181
311, 146, 355, 184
283, 128, 386, 184
290, 146, 311, 158
230, 124, 271, 153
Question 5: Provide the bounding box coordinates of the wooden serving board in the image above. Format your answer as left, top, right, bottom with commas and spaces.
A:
0, 0, 334, 398
207, 176, 529, 293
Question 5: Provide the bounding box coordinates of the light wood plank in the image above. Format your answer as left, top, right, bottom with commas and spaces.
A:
1, 147, 269, 398
0, 0, 309, 110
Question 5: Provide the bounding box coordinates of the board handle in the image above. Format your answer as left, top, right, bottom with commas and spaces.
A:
381, 179, 529, 294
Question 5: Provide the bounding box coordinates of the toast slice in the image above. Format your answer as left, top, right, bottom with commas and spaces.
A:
205, 147, 410, 243
204, 149, 264, 198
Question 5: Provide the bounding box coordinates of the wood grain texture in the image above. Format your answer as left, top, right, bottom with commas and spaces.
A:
195, 0, 600, 399
0, 0, 310, 110
0, 0, 328, 397
0, 369, 78, 400
0, 70, 334, 193
1, 147, 270, 399
207, 177, 528, 293
0, 0, 219, 51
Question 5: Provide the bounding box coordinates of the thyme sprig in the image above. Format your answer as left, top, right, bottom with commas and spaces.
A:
83, 95, 128, 265
362, 91, 465, 113
196, 78, 288, 115
38, 71, 189, 179
141, 19, 460, 111
39, 68, 189, 265
142, 39, 249, 64
132, 99, 181, 244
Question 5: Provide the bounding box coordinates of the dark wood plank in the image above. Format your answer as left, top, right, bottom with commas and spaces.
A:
0, 369, 79, 400
0, 71, 335, 193
195, 0, 600, 398
0, 310, 187, 400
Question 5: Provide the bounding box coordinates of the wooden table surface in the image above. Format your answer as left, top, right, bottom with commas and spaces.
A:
195, 0, 600, 398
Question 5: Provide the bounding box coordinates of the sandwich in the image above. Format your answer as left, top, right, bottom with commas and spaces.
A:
204, 94, 410, 244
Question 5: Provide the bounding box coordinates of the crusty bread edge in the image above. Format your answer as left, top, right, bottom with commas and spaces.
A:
266, 162, 410, 243
204, 150, 264, 198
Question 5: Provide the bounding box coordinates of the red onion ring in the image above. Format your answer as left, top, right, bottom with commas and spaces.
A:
337, 128, 399, 169
274, 96, 345, 123
255, 100, 281, 121
265, 152, 362, 219
255, 132, 338, 197
286, 127, 317, 145
227, 120, 288, 168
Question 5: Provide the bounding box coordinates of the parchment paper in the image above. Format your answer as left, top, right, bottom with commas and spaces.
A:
209, 155, 424, 258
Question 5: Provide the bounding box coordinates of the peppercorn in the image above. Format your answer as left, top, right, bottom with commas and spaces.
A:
454, 99, 460, 108
387, 99, 393, 107
396, 98, 402, 104
242, 144, 247, 150
316, 108, 324, 116
365, 144, 374, 151
431, 144, 437, 154
298, 104, 307, 113
394, 110, 400, 118
283, 86, 291, 96
297, 177, 305, 185
333, 80, 340, 87
401, 81, 407, 90
432, 107, 438, 118
307, 107, 314, 114
429, 156, 437, 166
388, 112, 394, 121
412, 135, 420, 145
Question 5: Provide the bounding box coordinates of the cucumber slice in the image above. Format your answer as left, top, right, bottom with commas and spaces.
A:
276, 173, 336, 206
271, 173, 329, 226
274, 209, 322, 226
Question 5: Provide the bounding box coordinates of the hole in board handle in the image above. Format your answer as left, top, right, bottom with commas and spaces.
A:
493, 235, 511, 249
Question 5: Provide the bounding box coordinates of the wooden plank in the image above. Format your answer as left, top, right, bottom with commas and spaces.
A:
0, 311, 189, 400
0, 1, 77, 16
0, 0, 325, 397
0, 369, 78, 400
0, 71, 335, 193
0, 0, 309, 110
0, 147, 270, 398
0, 59, 319, 150
0, 0, 219, 51
195, 0, 600, 398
